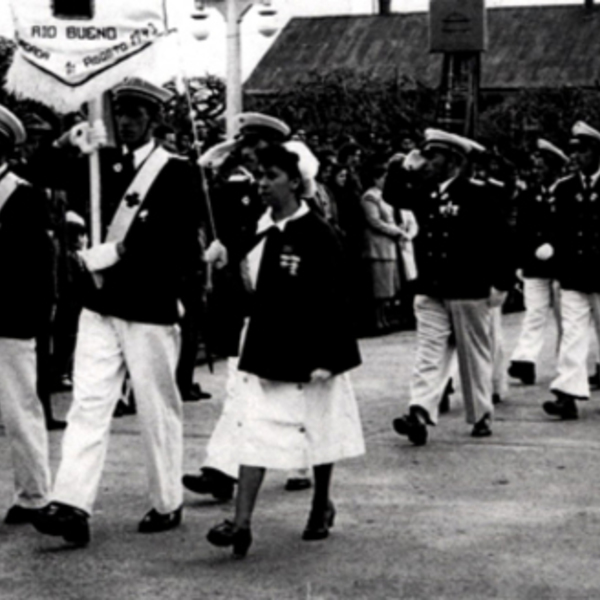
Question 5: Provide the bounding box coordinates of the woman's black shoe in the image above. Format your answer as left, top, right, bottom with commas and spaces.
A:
302, 501, 336, 541
471, 414, 492, 438
207, 520, 252, 558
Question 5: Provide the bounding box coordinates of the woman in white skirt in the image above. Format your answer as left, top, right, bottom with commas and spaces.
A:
207, 144, 365, 558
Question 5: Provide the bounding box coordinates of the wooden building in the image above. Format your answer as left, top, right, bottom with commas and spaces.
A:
245, 5, 600, 97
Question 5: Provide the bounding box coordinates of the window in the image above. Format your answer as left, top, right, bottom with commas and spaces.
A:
52, 0, 94, 20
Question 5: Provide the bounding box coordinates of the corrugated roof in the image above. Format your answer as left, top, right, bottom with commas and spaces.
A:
245, 5, 600, 94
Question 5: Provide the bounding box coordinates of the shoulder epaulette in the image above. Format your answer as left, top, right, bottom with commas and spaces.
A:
554, 173, 576, 188
469, 178, 486, 187
487, 177, 506, 189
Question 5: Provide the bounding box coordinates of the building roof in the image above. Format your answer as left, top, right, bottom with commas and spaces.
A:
245, 5, 600, 94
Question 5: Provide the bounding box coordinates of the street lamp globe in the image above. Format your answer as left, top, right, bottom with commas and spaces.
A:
257, 1, 279, 37
190, 7, 210, 41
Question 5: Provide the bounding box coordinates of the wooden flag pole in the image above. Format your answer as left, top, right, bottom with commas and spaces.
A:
88, 97, 103, 246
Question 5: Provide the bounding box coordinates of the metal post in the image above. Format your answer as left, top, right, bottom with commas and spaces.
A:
225, 0, 242, 137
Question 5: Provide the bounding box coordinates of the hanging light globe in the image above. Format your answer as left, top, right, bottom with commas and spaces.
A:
257, 2, 279, 38
190, 8, 210, 41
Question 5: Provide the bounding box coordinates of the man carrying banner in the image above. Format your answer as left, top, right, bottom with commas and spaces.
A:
0, 105, 53, 526
33, 78, 204, 546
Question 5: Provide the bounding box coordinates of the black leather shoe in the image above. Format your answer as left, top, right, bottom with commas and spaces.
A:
46, 419, 67, 431
182, 383, 212, 402
32, 502, 90, 546
471, 414, 492, 438
302, 501, 336, 541
284, 477, 312, 492
207, 520, 252, 558
392, 406, 429, 446
508, 361, 536, 385
138, 506, 182, 533
589, 364, 600, 389
182, 468, 235, 501
4, 505, 40, 525
543, 395, 579, 420
439, 378, 454, 414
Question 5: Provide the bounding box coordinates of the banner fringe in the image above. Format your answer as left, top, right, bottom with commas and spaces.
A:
5, 37, 169, 113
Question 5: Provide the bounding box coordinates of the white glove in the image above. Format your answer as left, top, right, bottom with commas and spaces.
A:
489, 287, 508, 308
310, 369, 333, 383
535, 243, 554, 261
205, 239, 228, 269
79, 242, 121, 272
68, 119, 107, 154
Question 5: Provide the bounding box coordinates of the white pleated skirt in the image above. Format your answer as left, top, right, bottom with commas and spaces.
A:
231, 363, 366, 470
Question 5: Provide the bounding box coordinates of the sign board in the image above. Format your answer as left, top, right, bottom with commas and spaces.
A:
429, 0, 487, 53
6, 0, 170, 112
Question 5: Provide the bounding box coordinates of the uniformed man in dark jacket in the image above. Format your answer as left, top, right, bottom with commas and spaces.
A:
392, 129, 514, 444
0, 105, 53, 526
542, 121, 600, 420
508, 139, 567, 386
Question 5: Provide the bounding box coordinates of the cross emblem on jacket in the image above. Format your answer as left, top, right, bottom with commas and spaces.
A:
439, 201, 459, 217
125, 192, 141, 208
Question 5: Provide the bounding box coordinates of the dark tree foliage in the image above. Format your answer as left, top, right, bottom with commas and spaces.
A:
244, 68, 437, 148
163, 75, 226, 135
479, 87, 600, 159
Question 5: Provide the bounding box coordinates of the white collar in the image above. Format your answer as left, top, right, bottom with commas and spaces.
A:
439, 176, 457, 194
0, 163, 8, 179
125, 140, 156, 170
256, 200, 309, 235
580, 165, 600, 188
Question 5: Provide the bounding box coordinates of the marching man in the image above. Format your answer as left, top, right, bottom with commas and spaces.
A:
392, 129, 514, 444
542, 122, 600, 420
0, 105, 53, 526
33, 78, 204, 545
508, 139, 567, 386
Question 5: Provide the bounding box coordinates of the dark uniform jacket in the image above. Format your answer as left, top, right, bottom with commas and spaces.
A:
552, 172, 600, 294
71, 146, 203, 325
237, 209, 361, 384
412, 176, 514, 300
0, 170, 54, 339
514, 183, 557, 279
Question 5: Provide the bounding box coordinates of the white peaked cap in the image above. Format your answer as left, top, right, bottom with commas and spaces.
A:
66, 211, 86, 227
462, 136, 486, 154
197, 139, 237, 169
571, 121, 600, 144
423, 128, 483, 156
0, 105, 26, 145
284, 140, 320, 198
234, 113, 291, 139
537, 138, 568, 163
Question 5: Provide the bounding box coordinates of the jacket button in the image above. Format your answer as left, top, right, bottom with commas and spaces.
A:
299, 427, 306, 433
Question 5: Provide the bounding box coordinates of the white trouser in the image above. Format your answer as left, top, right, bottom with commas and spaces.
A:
511, 278, 559, 364
202, 357, 242, 480
491, 306, 506, 396
0, 338, 50, 509
550, 290, 600, 399
52, 309, 183, 515
410, 296, 493, 425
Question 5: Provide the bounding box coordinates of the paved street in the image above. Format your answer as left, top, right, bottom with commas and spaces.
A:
0, 311, 599, 599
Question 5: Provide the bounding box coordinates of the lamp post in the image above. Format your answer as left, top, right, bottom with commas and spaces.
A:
191, 0, 279, 137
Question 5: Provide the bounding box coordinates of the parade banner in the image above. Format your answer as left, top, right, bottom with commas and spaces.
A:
6, 0, 171, 112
